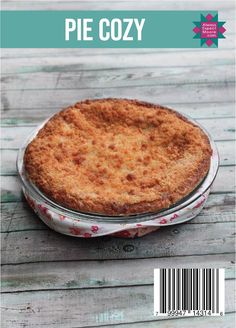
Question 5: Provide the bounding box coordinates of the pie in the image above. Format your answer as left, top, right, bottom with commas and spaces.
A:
24, 98, 212, 215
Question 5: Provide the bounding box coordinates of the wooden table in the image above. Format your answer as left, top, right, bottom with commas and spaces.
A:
1, 1, 235, 327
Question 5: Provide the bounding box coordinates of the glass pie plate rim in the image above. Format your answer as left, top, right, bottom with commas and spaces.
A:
16, 112, 219, 225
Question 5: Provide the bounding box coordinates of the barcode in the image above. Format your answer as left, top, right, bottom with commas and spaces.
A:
154, 269, 224, 317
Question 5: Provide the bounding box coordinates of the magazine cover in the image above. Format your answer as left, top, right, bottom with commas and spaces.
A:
1, 0, 235, 327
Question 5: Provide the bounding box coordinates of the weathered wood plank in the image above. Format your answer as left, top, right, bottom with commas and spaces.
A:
2, 0, 234, 11
215, 141, 236, 165
1, 193, 235, 233
1, 280, 235, 328
1, 47, 235, 60
2, 0, 232, 3
1, 140, 234, 176
99, 313, 236, 328
1, 166, 235, 204
1, 126, 36, 149
209, 166, 236, 193
1, 253, 235, 293
2, 102, 235, 125
0, 46, 234, 61
1, 202, 46, 232
2, 50, 234, 75
2, 82, 234, 111
2, 64, 234, 92
0, 149, 18, 175
1, 221, 235, 264
1, 118, 235, 150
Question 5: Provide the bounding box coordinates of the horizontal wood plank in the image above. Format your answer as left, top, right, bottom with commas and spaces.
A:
1, 253, 235, 292
2, 82, 234, 111
2, 64, 234, 92
2, 0, 234, 11
2, 102, 235, 125
1, 140, 234, 175
1, 220, 235, 264
1, 166, 235, 204
100, 313, 236, 328
1, 47, 235, 60
2, 50, 234, 75
1, 193, 235, 233
1, 280, 235, 327
2, 0, 233, 2
1, 118, 235, 150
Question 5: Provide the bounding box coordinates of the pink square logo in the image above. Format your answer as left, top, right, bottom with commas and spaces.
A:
201, 22, 218, 39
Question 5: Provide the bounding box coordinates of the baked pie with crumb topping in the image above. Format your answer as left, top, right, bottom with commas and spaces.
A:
24, 98, 212, 215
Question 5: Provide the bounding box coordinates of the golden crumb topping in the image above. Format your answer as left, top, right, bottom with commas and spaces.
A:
24, 98, 212, 215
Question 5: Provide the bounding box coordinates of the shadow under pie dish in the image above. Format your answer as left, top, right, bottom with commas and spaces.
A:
17, 98, 219, 238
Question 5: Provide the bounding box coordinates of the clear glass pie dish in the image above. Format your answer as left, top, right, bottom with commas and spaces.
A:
17, 116, 219, 238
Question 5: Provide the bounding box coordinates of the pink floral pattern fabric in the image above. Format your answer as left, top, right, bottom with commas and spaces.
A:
24, 188, 210, 238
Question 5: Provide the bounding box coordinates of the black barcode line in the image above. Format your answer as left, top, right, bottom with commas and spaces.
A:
183, 269, 185, 311
172, 269, 175, 311
193, 269, 197, 310
216, 269, 219, 314
160, 268, 163, 314
206, 269, 208, 310
197, 269, 200, 310
188, 269, 192, 312
203, 268, 205, 310
212, 269, 215, 313
154, 268, 224, 316
177, 269, 180, 311
208, 269, 211, 311
168, 268, 171, 312
163, 268, 166, 314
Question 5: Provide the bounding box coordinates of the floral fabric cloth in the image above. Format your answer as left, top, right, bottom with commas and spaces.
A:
24, 189, 210, 238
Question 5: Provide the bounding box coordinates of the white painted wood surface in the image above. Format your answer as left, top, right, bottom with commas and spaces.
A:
2, 280, 235, 328
1, 253, 235, 292
1, 1, 235, 327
